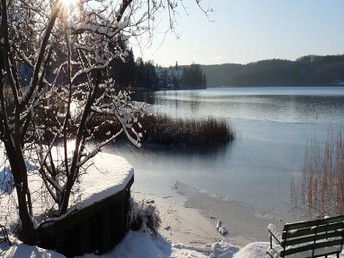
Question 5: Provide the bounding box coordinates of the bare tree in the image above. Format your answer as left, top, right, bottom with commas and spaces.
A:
0, 0, 210, 243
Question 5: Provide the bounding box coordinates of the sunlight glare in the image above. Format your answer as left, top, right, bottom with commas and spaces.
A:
70, 101, 78, 118
61, 0, 73, 6
59, 0, 80, 19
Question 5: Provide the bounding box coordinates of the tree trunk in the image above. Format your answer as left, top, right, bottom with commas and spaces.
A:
4, 141, 36, 244
59, 175, 75, 215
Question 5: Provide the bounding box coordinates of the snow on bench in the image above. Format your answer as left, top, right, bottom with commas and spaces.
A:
267, 215, 344, 258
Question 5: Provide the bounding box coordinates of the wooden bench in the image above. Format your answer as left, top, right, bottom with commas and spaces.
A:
0, 224, 10, 245
267, 215, 344, 258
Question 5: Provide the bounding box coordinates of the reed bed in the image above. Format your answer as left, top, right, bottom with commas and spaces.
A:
295, 128, 344, 216
94, 113, 235, 147
34, 97, 235, 149
140, 114, 235, 147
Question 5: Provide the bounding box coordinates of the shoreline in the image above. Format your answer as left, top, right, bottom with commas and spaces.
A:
133, 180, 310, 248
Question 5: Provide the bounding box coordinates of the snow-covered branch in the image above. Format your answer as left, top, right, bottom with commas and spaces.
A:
21, 3, 61, 108
76, 128, 124, 168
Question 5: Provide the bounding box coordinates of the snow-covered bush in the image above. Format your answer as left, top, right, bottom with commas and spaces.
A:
129, 198, 161, 236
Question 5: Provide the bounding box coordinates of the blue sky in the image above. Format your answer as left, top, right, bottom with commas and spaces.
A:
132, 0, 344, 67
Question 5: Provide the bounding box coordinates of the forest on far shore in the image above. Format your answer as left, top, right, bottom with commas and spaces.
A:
201, 54, 344, 87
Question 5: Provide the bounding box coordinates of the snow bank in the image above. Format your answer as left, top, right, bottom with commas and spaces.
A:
233, 242, 271, 258
3, 232, 344, 258
0, 238, 65, 258
79, 231, 239, 258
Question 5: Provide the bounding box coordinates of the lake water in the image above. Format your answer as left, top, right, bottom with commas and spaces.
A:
106, 87, 344, 212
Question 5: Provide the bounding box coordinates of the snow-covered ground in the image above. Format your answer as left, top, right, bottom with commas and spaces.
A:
2, 228, 344, 257
0, 232, 266, 258
1, 151, 344, 257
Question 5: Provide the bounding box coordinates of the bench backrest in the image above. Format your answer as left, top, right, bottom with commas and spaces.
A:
280, 215, 344, 257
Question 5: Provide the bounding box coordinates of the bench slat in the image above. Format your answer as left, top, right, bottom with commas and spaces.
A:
281, 238, 343, 257
268, 216, 344, 258
284, 215, 344, 231
283, 222, 344, 239
282, 230, 344, 248
281, 246, 341, 258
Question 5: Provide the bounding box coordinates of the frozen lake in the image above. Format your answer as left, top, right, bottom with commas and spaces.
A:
105, 86, 344, 212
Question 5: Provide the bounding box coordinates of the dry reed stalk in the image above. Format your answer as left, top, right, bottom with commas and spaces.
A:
336, 132, 344, 214
290, 175, 298, 207
299, 127, 344, 216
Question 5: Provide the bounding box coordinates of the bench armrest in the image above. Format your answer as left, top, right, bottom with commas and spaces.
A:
268, 223, 283, 249
268, 228, 282, 249
0, 224, 11, 246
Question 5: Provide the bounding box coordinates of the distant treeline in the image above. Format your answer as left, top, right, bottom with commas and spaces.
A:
155, 63, 206, 90
15, 42, 207, 94
111, 49, 206, 92
202, 55, 344, 87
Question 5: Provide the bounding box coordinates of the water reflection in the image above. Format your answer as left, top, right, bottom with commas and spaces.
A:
154, 88, 344, 123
